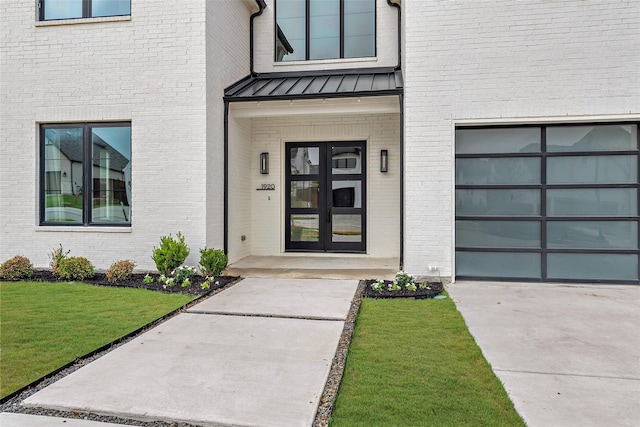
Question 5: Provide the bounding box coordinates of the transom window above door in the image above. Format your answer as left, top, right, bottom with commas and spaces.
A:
275, 0, 376, 62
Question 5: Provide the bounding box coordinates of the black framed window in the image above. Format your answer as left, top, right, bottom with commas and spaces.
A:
275, 0, 375, 62
455, 123, 639, 284
38, 0, 131, 21
40, 122, 131, 226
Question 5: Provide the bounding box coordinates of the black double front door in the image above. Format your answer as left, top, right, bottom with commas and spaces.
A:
285, 141, 366, 252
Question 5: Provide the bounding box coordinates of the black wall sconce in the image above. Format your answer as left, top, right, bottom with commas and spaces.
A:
380, 149, 388, 173
260, 152, 269, 174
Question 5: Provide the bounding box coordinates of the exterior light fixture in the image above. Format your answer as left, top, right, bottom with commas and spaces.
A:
380, 149, 388, 173
260, 152, 269, 174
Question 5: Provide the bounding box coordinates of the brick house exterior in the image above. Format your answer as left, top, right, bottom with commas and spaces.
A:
1, 0, 638, 283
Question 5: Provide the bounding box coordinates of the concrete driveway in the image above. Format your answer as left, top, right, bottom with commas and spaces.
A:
448, 281, 640, 427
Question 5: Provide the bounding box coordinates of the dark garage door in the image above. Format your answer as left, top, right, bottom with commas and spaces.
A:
455, 123, 639, 284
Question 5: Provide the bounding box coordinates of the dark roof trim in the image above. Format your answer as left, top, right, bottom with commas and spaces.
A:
225, 67, 403, 102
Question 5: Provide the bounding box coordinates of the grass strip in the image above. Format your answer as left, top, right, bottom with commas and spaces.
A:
0, 281, 194, 398
330, 295, 525, 426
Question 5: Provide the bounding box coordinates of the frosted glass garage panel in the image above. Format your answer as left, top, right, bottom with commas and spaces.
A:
456, 252, 541, 278
456, 158, 540, 185
456, 189, 540, 216
547, 125, 637, 152
547, 254, 638, 280
547, 156, 637, 184
547, 221, 638, 250
547, 189, 637, 216
456, 221, 540, 248
456, 128, 541, 154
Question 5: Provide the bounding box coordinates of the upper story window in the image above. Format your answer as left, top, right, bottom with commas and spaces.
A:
275, 0, 375, 62
38, 0, 131, 21
40, 123, 132, 226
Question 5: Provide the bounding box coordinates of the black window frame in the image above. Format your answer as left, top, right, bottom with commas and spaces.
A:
39, 122, 132, 227
274, 0, 377, 62
454, 122, 640, 284
38, 0, 131, 21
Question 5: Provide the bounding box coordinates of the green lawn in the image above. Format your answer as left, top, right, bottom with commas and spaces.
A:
330, 295, 525, 426
0, 282, 194, 399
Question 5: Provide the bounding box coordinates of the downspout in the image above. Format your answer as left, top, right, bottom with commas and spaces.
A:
388, 0, 404, 269
250, 0, 267, 77
387, 0, 401, 70
223, 100, 230, 255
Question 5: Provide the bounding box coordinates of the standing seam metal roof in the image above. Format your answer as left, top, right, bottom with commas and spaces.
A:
224, 68, 403, 102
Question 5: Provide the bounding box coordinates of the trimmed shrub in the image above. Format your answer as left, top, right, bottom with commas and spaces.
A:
106, 259, 136, 283
151, 232, 190, 276
199, 248, 228, 277
58, 257, 95, 280
0, 256, 34, 280
49, 244, 70, 277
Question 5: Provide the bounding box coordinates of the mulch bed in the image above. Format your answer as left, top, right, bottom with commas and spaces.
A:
362, 279, 444, 299
13, 269, 238, 295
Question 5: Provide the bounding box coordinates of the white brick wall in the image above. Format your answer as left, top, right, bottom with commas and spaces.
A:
402, 0, 640, 279
0, 1, 248, 270
253, 0, 399, 73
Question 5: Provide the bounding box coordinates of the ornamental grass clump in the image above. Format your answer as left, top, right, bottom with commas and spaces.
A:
49, 244, 70, 277
199, 248, 227, 277
0, 255, 34, 280
106, 260, 136, 283
58, 257, 95, 281
151, 232, 189, 276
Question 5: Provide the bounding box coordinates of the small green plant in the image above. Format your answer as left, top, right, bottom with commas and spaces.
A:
0, 256, 34, 280
58, 257, 95, 280
172, 265, 196, 283
198, 248, 227, 277
181, 278, 191, 288
106, 260, 136, 283
394, 271, 414, 288
372, 279, 385, 293
143, 274, 154, 284
201, 281, 210, 290
387, 281, 402, 291
151, 232, 190, 276
49, 244, 70, 277
405, 282, 417, 292
158, 275, 175, 288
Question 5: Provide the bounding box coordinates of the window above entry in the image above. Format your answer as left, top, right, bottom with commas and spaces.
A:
275, 0, 376, 62
38, 0, 131, 21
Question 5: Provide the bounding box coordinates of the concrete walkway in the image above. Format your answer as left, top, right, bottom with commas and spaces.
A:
448, 281, 640, 427
13, 278, 359, 427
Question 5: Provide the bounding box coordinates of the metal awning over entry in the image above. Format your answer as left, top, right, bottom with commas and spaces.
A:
224, 67, 403, 102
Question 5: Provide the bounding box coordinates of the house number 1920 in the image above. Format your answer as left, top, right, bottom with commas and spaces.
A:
257, 184, 275, 190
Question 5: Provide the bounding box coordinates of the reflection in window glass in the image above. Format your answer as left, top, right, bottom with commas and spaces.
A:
344, 0, 375, 58
309, 0, 340, 60
290, 147, 320, 175
332, 146, 361, 174
547, 221, 637, 250
43, 0, 83, 20
547, 125, 637, 152
547, 254, 638, 280
547, 189, 637, 217
291, 181, 319, 208
455, 128, 541, 154
333, 181, 361, 208
547, 155, 637, 184
332, 215, 361, 242
91, 127, 132, 223
456, 252, 541, 278
456, 189, 540, 216
456, 158, 540, 185
92, 0, 130, 17
276, 0, 306, 61
456, 220, 540, 248
291, 214, 319, 242
43, 128, 83, 223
